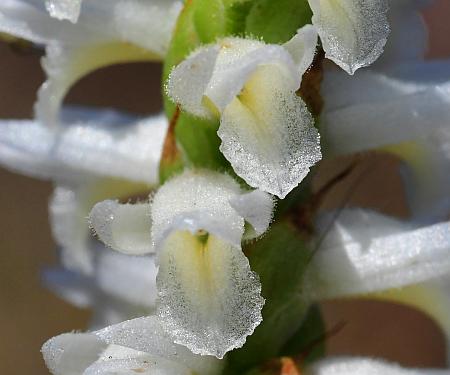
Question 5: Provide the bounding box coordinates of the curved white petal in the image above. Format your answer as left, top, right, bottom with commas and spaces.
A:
43, 249, 158, 317
167, 37, 301, 118
42, 333, 107, 375
89, 200, 153, 255
309, 0, 390, 74
42, 317, 222, 375
0, 109, 167, 184
283, 24, 318, 78
304, 209, 450, 300
306, 357, 446, 375
157, 231, 264, 358
151, 170, 244, 247
94, 246, 158, 309
45, 0, 81, 23
229, 190, 274, 239
50, 178, 152, 275
151, 170, 265, 357
218, 65, 321, 198
0, 0, 71, 44
4, 0, 182, 126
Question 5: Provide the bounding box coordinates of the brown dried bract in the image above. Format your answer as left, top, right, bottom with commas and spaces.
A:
298, 49, 325, 118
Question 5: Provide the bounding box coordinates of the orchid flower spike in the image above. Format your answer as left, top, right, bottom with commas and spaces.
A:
308, 0, 390, 74
0, 0, 182, 126
167, 26, 322, 198
41, 316, 222, 375
89, 169, 275, 358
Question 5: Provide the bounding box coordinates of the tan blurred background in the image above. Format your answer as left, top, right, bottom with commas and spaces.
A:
0, 2, 450, 373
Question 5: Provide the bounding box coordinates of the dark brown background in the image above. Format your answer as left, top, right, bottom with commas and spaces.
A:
0, 2, 449, 373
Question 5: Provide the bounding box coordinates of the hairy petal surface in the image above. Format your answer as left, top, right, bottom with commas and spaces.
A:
157, 231, 264, 359
308, 0, 389, 74
151, 170, 244, 247
151, 170, 265, 358
229, 189, 274, 240
89, 200, 153, 255
219, 65, 321, 198
42, 316, 222, 375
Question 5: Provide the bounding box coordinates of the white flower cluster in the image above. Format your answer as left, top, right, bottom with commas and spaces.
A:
0, 0, 449, 374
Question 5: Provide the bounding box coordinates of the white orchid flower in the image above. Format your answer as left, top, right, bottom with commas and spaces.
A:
89, 169, 274, 358
41, 315, 222, 375
305, 357, 447, 375
167, 26, 321, 198
304, 209, 450, 301
307, 0, 390, 75
0, 0, 182, 126
44, 243, 158, 329
0, 108, 167, 273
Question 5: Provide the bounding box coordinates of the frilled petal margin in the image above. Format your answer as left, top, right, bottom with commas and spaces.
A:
305, 357, 446, 375
167, 28, 321, 198
157, 230, 264, 359
304, 209, 450, 300
308, 0, 390, 74
42, 316, 222, 375
218, 64, 321, 198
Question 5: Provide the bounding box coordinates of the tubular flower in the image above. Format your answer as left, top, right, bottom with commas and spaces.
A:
90, 169, 274, 358
167, 26, 321, 198
0, 0, 182, 126
41, 316, 222, 375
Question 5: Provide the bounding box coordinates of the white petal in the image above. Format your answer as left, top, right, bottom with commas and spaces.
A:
306, 357, 447, 375
322, 74, 450, 156
45, 0, 81, 23
37, 0, 182, 125
157, 231, 264, 358
37, 42, 155, 127
304, 209, 450, 300
42, 333, 107, 375
94, 316, 222, 374
0, 0, 69, 44
151, 170, 245, 248
229, 190, 274, 239
95, 246, 158, 308
218, 65, 321, 198
50, 185, 95, 274
50, 178, 153, 275
309, 0, 389, 74
89, 200, 153, 255
283, 24, 318, 78
167, 38, 300, 118
0, 110, 167, 184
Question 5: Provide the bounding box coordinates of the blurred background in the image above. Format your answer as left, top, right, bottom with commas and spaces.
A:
0, 2, 450, 373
